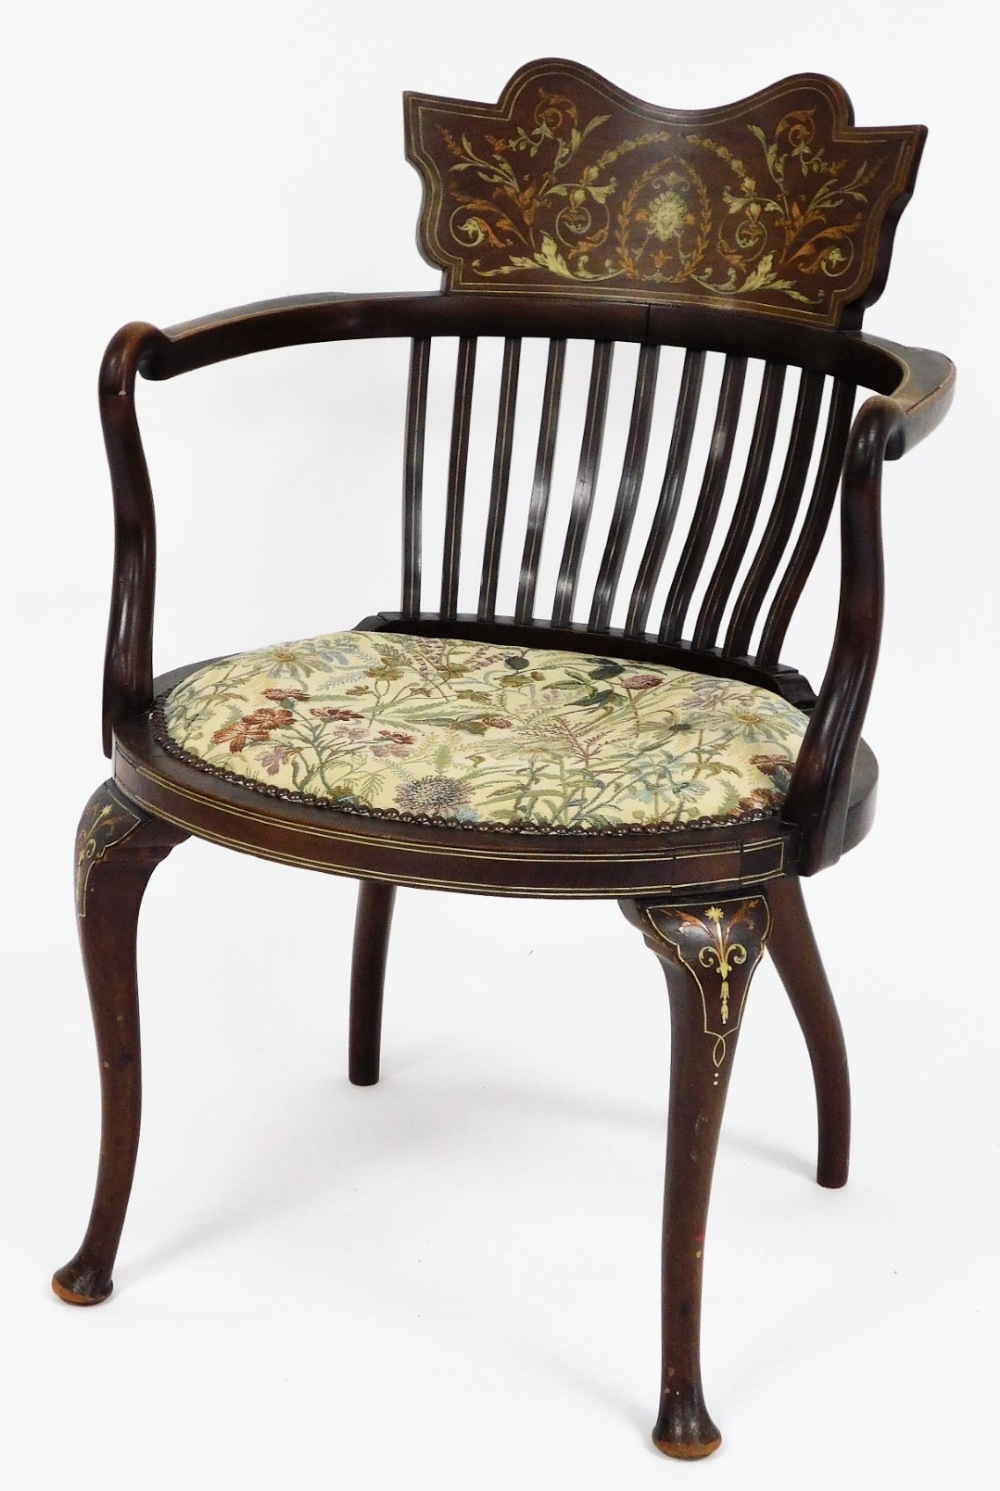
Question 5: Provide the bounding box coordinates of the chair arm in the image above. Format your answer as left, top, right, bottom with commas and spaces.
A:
98, 293, 427, 753
860, 334, 955, 459
141, 292, 374, 378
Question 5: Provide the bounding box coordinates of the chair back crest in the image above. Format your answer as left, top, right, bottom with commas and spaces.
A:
405, 59, 924, 328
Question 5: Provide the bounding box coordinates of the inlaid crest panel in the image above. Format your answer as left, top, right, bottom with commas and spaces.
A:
405, 59, 924, 327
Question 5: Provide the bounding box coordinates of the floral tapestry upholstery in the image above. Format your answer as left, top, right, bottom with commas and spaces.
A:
157, 632, 807, 834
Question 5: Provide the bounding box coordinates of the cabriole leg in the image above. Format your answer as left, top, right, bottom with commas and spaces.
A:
348, 880, 396, 1086
767, 876, 850, 1188
52, 782, 188, 1306
621, 893, 771, 1459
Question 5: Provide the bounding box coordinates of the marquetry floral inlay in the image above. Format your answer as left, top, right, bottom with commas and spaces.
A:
75, 784, 143, 915
407, 63, 922, 323
644, 898, 771, 1069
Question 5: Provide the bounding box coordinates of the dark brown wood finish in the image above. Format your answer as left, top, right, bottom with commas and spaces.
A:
406, 61, 925, 328
757, 378, 858, 666
659, 355, 748, 642
621, 893, 772, 1457
692, 361, 786, 651
514, 337, 566, 623
724, 369, 826, 657
349, 880, 397, 1086
59, 60, 954, 1464
53, 783, 188, 1305
625, 348, 706, 636
551, 339, 615, 626
589, 341, 660, 631
767, 876, 850, 1187
401, 335, 430, 618
440, 336, 478, 618
477, 336, 521, 621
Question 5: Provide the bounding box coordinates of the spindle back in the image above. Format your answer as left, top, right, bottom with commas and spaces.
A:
393, 321, 857, 692
385, 59, 926, 695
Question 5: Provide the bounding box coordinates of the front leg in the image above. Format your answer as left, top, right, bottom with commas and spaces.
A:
52, 781, 188, 1306
621, 893, 771, 1459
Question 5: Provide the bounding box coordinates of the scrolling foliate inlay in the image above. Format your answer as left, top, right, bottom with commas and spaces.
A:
75, 783, 145, 915
642, 897, 771, 1073
405, 61, 924, 325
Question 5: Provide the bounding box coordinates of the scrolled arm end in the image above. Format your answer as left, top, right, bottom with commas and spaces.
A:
98, 321, 171, 398
862, 335, 956, 461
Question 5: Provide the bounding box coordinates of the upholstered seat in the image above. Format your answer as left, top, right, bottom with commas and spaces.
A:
157, 631, 806, 832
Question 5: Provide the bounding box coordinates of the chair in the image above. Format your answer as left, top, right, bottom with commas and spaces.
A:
54, 59, 954, 1458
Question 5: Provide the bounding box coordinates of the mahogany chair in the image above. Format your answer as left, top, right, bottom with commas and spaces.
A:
55, 60, 953, 1458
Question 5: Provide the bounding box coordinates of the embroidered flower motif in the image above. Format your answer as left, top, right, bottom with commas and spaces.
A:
736, 786, 783, 814
163, 631, 807, 830
259, 743, 295, 775
371, 730, 416, 760
449, 714, 513, 735
395, 776, 471, 814
748, 753, 793, 793
211, 707, 294, 754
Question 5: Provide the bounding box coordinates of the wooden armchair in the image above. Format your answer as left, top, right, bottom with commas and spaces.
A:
54, 60, 954, 1459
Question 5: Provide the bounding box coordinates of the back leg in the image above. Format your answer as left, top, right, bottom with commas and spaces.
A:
349, 880, 396, 1086
767, 875, 850, 1188
53, 782, 188, 1305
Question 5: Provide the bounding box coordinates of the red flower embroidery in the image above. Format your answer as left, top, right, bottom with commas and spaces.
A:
211, 707, 295, 754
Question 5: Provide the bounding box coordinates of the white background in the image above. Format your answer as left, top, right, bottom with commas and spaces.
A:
2, 3, 997, 1488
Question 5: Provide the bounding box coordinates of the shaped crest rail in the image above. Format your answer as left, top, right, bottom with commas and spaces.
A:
406, 59, 924, 327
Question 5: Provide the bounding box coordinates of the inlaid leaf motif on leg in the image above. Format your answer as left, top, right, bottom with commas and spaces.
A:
75, 782, 145, 914
639, 897, 771, 1072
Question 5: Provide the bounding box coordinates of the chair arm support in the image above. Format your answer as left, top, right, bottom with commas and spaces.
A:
782, 396, 894, 873
100, 321, 175, 756
782, 334, 954, 872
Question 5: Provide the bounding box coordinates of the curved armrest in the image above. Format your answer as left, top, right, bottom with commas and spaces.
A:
99, 293, 434, 753
859, 334, 955, 459
143, 292, 409, 378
